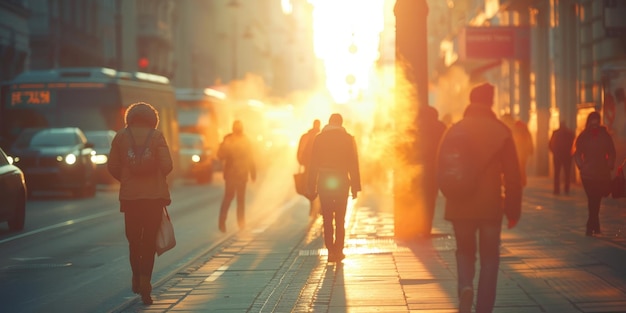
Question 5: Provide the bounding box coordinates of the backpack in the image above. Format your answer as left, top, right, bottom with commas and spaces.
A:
126, 128, 158, 176
436, 125, 480, 200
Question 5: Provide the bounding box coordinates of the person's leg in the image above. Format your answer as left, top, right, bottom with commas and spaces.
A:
124, 210, 142, 294
553, 158, 562, 194
452, 220, 478, 308
333, 196, 349, 260
562, 158, 572, 194
235, 181, 247, 229
219, 180, 236, 232
582, 179, 602, 235
475, 220, 502, 313
319, 195, 336, 260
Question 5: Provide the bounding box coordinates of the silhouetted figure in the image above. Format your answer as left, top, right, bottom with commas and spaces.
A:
415, 105, 446, 235
549, 120, 575, 195
307, 113, 361, 263
108, 102, 174, 305
297, 119, 321, 216
217, 120, 256, 233
439, 83, 522, 313
501, 114, 534, 187
574, 111, 615, 237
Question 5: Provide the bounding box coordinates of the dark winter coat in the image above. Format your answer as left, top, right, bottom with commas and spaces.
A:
549, 126, 575, 160
307, 125, 361, 197
297, 127, 320, 167
573, 125, 615, 182
441, 104, 522, 222
218, 133, 256, 183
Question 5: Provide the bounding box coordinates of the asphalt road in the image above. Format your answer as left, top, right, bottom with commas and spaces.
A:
0, 157, 298, 313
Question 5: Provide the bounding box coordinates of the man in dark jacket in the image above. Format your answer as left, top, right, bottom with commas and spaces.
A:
574, 111, 615, 236
549, 120, 576, 195
439, 83, 522, 313
297, 119, 321, 216
217, 120, 256, 233
307, 113, 361, 262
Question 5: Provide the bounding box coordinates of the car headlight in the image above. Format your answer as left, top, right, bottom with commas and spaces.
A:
91, 154, 108, 164
65, 154, 77, 165
191, 154, 201, 163
7, 156, 14, 165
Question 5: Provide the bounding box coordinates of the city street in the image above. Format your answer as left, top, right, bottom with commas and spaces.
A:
0, 165, 297, 313
113, 176, 626, 313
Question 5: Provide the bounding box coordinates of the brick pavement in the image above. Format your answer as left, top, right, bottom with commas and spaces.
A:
115, 176, 626, 313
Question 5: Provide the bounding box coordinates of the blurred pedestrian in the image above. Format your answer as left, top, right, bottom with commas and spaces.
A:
549, 120, 576, 195
217, 120, 256, 233
108, 102, 174, 305
501, 114, 534, 187
439, 83, 522, 313
297, 119, 321, 216
307, 113, 361, 262
415, 105, 446, 236
573, 111, 615, 237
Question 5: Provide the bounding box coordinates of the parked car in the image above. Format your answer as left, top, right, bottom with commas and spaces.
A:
84, 130, 117, 184
0, 147, 26, 231
9, 127, 97, 198
180, 132, 214, 184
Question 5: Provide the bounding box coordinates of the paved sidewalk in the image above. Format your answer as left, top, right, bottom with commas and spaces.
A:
118, 176, 626, 313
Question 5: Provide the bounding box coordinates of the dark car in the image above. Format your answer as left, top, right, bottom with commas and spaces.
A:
84, 130, 117, 184
180, 132, 214, 184
0, 147, 26, 231
9, 127, 97, 198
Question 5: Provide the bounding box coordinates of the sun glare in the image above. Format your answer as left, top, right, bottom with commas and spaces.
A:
309, 0, 387, 105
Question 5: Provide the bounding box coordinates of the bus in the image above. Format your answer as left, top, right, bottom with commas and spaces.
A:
0, 67, 181, 178
175, 87, 230, 156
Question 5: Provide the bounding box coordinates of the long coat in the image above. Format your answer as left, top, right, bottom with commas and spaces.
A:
573, 126, 615, 182
307, 125, 361, 197
108, 107, 173, 207
441, 104, 522, 222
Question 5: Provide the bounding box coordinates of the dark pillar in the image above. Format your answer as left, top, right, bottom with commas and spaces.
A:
394, 0, 429, 240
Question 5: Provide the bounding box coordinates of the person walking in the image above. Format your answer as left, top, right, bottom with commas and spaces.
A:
217, 120, 256, 233
573, 111, 615, 237
297, 119, 321, 216
415, 105, 446, 236
438, 83, 522, 313
549, 120, 576, 195
108, 102, 174, 305
307, 113, 361, 262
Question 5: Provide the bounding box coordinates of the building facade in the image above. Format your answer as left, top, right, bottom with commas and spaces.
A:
0, 0, 30, 81
437, 0, 626, 177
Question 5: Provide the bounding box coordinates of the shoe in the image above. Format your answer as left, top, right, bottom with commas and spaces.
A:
327, 252, 336, 262
336, 252, 345, 262
459, 286, 473, 313
139, 276, 153, 305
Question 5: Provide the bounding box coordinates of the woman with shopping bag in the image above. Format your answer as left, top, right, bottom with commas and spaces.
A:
108, 102, 174, 305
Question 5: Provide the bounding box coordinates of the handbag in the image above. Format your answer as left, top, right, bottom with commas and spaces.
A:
156, 207, 176, 256
293, 167, 315, 200
611, 166, 626, 199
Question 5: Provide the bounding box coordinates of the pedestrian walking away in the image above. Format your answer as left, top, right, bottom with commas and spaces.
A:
307, 113, 361, 263
297, 119, 321, 216
438, 83, 522, 313
107, 102, 174, 305
217, 120, 256, 233
573, 111, 615, 237
549, 119, 575, 195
